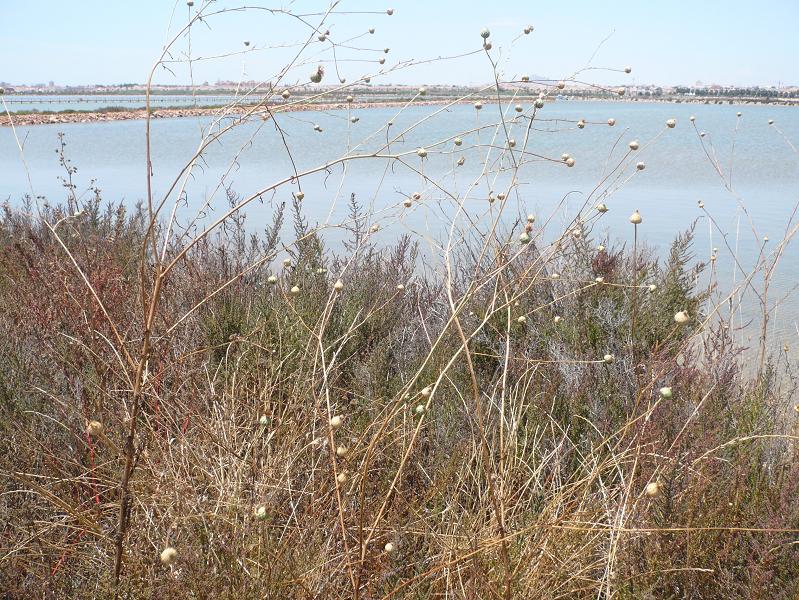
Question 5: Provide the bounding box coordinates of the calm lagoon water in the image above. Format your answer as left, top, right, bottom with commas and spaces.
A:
2, 100, 798, 353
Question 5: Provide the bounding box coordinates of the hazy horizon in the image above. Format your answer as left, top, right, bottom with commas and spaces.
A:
2, 0, 797, 89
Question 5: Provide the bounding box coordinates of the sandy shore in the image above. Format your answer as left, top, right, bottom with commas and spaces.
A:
2, 96, 795, 127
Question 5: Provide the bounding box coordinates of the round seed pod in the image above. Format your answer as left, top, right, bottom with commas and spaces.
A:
550, 273, 560, 280
666, 118, 676, 128
386, 8, 394, 15
350, 116, 359, 123
636, 162, 646, 171
313, 124, 323, 132
519, 232, 531, 244
290, 285, 300, 295
521, 75, 530, 82
281, 90, 290, 99
483, 41, 492, 50
454, 137, 463, 146
379, 57, 386, 65
396, 284, 405, 291
416, 147, 428, 158
160, 547, 177, 565
86, 420, 103, 436
674, 311, 690, 324
629, 210, 642, 225
768, 119, 774, 125
597, 244, 605, 252
333, 279, 344, 291
456, 157, 465, 166
412, 192, 422, 200
403, 199, 413, 208
259, 414, 270, 426
243, 40, 250, 47
557, 80, 566, 90
309, 66, 324, 83
337, 472, 348, 483
255, 506, 268, 520
561, 153, 571, 161
645, 481, 661, 497
346, 95, 354, 103
648, 284, 657, 292
607, 118, 616, 126
384, 542, 395, 553
420, 386, 432, 397
187, 1, 194, 5
554, 315, 562, 323
294, 191, 305, 201
527, 214, 535, 223
517, 315, 526, 324
565, 157, 575, 167
534, 98, 544, 109
283, 258, 292, 267
318, 33, 327, 41
480, 27, 490, 39
474, 101, 483, 110
508, 139, 516, 148
628, 140, 640, 150
595, 277, 605, 283
698, 200, 705, 208
267, 275, 277, 284
369, 27, 375, 34
737, 111, 742, 117
577, 120, 585, 129
339, 77, 346, 84
603, 354, 614, 364
617, 87, 625, 96
524, 25, 533, 34
515, 104, 523, 113
336, 445, 348, 457
330, 415, 343, 429
596, 203, 609, 213
689, 115, 696, 122
415, 404, 426, 414
418, 87, 427, 95
624, 66, 632, 74
659, 387, 673, 399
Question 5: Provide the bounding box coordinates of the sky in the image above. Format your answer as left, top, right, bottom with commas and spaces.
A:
1, 0, 797, 88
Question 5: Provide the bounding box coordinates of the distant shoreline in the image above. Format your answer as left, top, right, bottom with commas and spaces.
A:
2, 95, 796, 127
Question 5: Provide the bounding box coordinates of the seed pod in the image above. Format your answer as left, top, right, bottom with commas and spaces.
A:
517, 315, 526, 324
369, 224, 380, 233
736, 111, 742, 117
415, 404, 426, 414
565, 157, 575, 167
384, 47, 390, 53
283, 258, 292, 267
483, 41, 492, 50
636, 162, 646, 171
666, 118, 676, 128
160, 547, 177, 565
336, 445, 348, 457
607, 118, 616, 126
595, 277, 604, 283
603, 354, 614, 364
561, 153, 571, 161
243, 40, 250, 47
456, 157, 465, 166
255, 506, 268, 520
339, 77, 346, 83
597, 244, 605, 252
454, 137, 463, 146
645, 481, 661, 497
527, 214, 535, 223
628, 140, 640, 150
294, 191, 305, 201
379, 57, 386, 65
617, 87, 625, 96
346, 95, 354, 103
330, 415, 343, 429
624, 66, 632, 74
267, 275, 277, 284
384, 542, 395, 553
337, 472, 348, 483
474, 101, 483, 110
313, 124, 323, 132
508, 139, 516, 148
350, 116, 359, 123
515, 104, 523, 113
259, 414, 270, 426
629, 210, 642, 225
86, 420, 103, 436
497, 192, 506, 201
281, 90, 290, 99
534, 98, 544, 109
403, 199, 413, 208
689, 115, 696, 122
596, 203, 609, 213
648, 284, 657, 292
554, 315, 562, 323
519, 232, 531, 244
524, 25, 533, 34
310, 65, 324, 83
187, 1, 194, 5
318, 33, 327, 41
577, 120, 585, 129
768, 119, 774, 125
386, 8, 394, 15
659, 387, 673, 399
396, 284, 405, 291
290, 285, 300, 295
480, 27, 490, 39
416, 147, 428, 158
333, 279, 344, 291
557, 80, 565, 90
521, 75, 530, 82
674, 311, 689, 324
369, 27, 375, 34
412, 192, 422, 200
420, 386, 432, 397
418, 87, 427, 95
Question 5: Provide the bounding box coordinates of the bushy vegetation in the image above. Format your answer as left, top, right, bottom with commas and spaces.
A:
1, 196, 797, 599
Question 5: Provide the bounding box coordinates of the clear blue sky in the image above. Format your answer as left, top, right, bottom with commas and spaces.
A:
2, 0, 797, 87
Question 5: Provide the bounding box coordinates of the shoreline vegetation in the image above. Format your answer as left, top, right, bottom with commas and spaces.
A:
3, 93, 797, 127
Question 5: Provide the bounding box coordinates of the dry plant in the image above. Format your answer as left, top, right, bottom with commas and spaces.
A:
1, 2, 799, 599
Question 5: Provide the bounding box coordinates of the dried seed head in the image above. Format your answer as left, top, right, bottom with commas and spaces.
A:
617, 87, 625, 96
508, 139, 516, 148
554, 315, 562, 323
577, 119, 585, 129
313, 124, 323, 132
259, 414, 270, 426
519, 232, 531, 244
737, 111, 742, 117
386, 8, 394, 15
594, 276, 605, 283
350, 116, 359, 123
412, 192, 422, 200
255, 506, 268, 520
187, 0, 194, 5
384, 542, 395, 553
420, 386, 432, 397
497, 192, 506, 201
768, 118, 774, 125
698, 200, 705, 208
474, 101, 483, 110
514, 104, 523, 113
379, 57, 386, 64
294, 191, 305, 201
309, 65, 324, 83
346, 95, 354, 103
283, 258, 292, 267
524, 25, 533, 34
281, 90, 290, 99
561, 153, 571, 162
290, 285, 300, 295
369, 27, 375, 34
534, 98, 545, 109
416, 147, 428, 158
521, 75, 530, 82
243, 40, 250, 47
550, 272, 560, 280
690, 115, 696, 122
603, 354, 614, 364
629, 210, 642, 225
648, 284, 657, 292
636, 161, 646, 171
384, 47, 390, 53
396, 283, 405, 291
369, 224, 379, 233
666, 118, 676, 128
337, 472, 348, 483
483, 41, 492, 50
454, 137, 463, 146
674, 311, 690, 324
418, 87, 427, 96
596, 203, 609, 213
330, 415, 343, 429
645, 481, 661, 497
565, 157, 575, 168
624, 66, 632, 73
339, 77, 346, 83
480, 27, 491, 39
659, 387, 673, 399
267, 275, 277, 284
160, 547, 177, 565
527, 214, 536, 223
456, 157, 465, 166
628, 140, 640, 150
86, 420, 103, 436
415, 404, 426, 414
336, 445, 349, 457
333, 279, 344, 291
517, 315, 527, 324
318, 33, 327, 41
403, 199, 413, 208
597, 244, 605, 252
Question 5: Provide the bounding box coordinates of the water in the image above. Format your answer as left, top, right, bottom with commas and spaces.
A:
2, 94, 269, 113
2, 100, 798, 353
